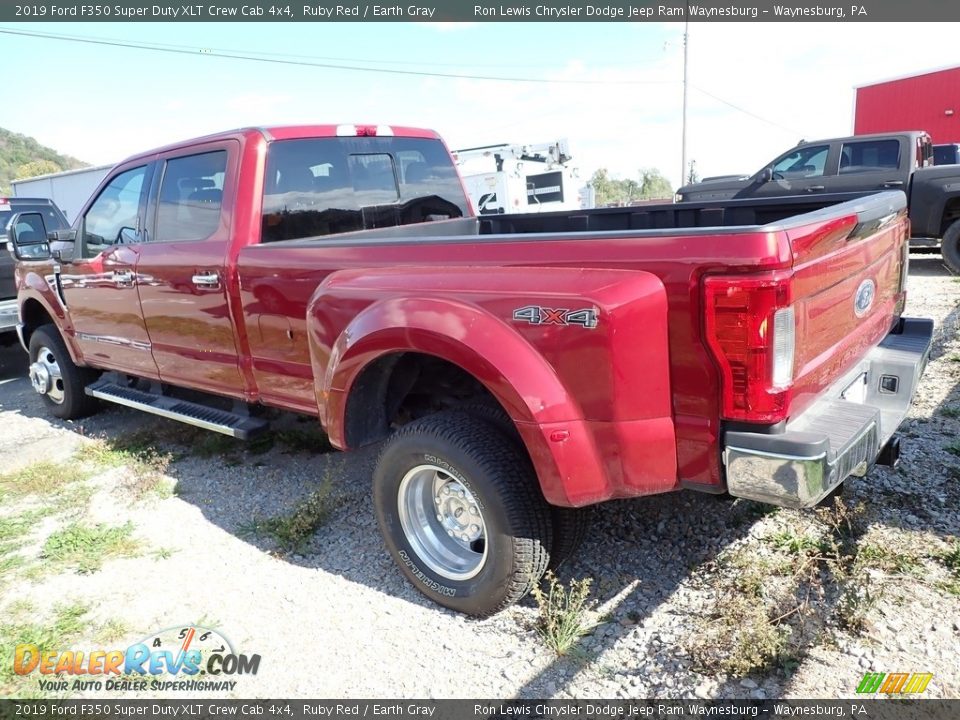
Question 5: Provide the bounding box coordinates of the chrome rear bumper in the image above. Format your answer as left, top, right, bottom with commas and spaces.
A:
723, 317, 933, 508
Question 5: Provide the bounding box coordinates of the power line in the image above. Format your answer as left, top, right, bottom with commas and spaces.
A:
690, 84, 808, 138
0, 27, 676, 86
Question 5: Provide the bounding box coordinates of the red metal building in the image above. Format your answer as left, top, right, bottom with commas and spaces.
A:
854, 65, 960, 143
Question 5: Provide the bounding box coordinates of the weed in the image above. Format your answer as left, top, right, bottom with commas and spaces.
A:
0, 461, 88, 497
689, 595, 792, 676
938, 579, 960, 596
941, 406, 960, 419
530, 571, 600, 656
768, 529, 830, 556
939, 541, 960, 577
240, 475, 339, 551
0, 603, 89, 691
152, 547, 176, 560
41, 522, 139, 573
837, 572, 880, 632
855, 543, 922, 575
191, 433, 242, 459
275, 426, 333, 454
77, 439, 173, 501
95, 619, 130, 644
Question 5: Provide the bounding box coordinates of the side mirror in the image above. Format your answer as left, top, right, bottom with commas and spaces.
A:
759, 167, 774, 183
7, 212, 51, 261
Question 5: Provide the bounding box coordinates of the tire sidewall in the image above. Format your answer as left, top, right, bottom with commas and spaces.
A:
942, 219, 960, 274
374, 431, 520, 614
29, 327, 68, 414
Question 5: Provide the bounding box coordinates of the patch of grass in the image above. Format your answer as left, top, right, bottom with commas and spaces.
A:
77, 438, 173, 501
946, 441, 960, 457
0, 603, 89, 692
240, 475, 339, 551
41, 522, 139, 573
95, 618, 130, 644
274, 425, 334, 454
940, 406, 960, 419
939, 541, 960, 577
0, 554, 27, 577
530, 571, 601, 656
855, 543, 923, 575
191, 433, 243, 459
938, 579, 960, 596
768, 529, 830, 556
0, 460, 89, 497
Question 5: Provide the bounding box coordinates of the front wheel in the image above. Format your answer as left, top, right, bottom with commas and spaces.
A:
373, 412, 552, 616
28, 325, 99, 420
942, 219, 960, 274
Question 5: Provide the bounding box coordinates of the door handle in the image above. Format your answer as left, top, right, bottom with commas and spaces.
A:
112, 270, 135, 284
805, 185, 826, 192
883, 181, 904, 188
192, 271, 221, 287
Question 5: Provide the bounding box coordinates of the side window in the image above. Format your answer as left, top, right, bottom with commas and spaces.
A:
771, 145, 829, 178
155, 151, 227, 242
839, 140, 900, 174
81, 166, 147, 255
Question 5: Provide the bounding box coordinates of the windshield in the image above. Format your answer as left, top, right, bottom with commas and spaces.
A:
261, 136, 468, 243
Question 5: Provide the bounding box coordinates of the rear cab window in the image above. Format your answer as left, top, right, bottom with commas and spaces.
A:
261, 136, 468, 243
155, 150, 228, 242
839, 139, 901, 174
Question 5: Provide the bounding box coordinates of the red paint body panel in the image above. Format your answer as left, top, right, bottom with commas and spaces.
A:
855, 67, 960, 143
14, 124, 911, 509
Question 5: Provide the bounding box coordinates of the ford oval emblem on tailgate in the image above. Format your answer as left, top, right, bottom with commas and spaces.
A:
854, 279, 876, 317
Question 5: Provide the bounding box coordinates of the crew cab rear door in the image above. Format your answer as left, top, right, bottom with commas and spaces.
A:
828, 137, 909, 194
136, 141, 245, 397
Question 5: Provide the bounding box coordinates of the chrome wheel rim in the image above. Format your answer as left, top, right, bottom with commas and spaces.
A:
397, 464, 488, 581
29, 346, 64, 404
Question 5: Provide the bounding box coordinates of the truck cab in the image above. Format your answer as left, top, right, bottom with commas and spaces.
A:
676, 132, 930, 203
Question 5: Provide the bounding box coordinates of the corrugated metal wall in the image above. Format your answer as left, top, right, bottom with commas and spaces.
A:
854, 66, 960, 144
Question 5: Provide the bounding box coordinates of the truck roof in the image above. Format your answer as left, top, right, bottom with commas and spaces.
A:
121, 124, 443, 164
796, 130, 928, 146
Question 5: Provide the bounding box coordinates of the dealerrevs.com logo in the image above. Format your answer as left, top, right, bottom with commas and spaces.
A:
856, 672, 933, 694
14, 625, 261, 693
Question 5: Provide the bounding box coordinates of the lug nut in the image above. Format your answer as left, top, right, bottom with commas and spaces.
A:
447, 529, 454, 537
469, 506, 479, 515
470, 524, 479, 534
436, 514, 443, 522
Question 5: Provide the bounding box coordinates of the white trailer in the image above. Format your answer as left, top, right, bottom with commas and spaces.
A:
453, 140, 581, 215
12, 164, 112, 223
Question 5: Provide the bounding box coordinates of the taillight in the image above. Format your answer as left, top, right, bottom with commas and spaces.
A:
703, 274, 795, 423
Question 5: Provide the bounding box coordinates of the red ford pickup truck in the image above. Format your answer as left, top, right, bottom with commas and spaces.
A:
8, 124, 933, 616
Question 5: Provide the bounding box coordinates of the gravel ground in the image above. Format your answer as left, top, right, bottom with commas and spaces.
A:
0, 253, 957, 700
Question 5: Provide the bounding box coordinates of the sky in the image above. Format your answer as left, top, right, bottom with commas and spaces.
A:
1, 21, 958, 189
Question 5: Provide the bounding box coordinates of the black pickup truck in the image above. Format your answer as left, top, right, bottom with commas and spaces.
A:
1, 197, 70, 342
675, 131, 960, 272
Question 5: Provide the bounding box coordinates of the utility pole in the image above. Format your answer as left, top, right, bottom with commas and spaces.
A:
681, 20, 689, 187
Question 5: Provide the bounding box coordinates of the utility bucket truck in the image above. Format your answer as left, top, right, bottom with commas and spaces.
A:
454, 140, 582, 214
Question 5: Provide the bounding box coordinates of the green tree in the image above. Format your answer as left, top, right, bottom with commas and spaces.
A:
590, 167, 673, 205
639, 168, 673, 199
15, 159, 62, 180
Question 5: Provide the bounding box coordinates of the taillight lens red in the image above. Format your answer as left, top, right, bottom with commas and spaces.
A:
703, 274, 795, 423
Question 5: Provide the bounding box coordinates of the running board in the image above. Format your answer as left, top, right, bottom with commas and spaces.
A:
85, 379, 268, 439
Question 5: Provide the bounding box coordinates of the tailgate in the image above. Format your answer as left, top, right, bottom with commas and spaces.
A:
786, 191, 908, 418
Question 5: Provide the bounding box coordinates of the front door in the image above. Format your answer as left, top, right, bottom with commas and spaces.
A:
60, 163, 160, 378
135, 143, 245, 398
